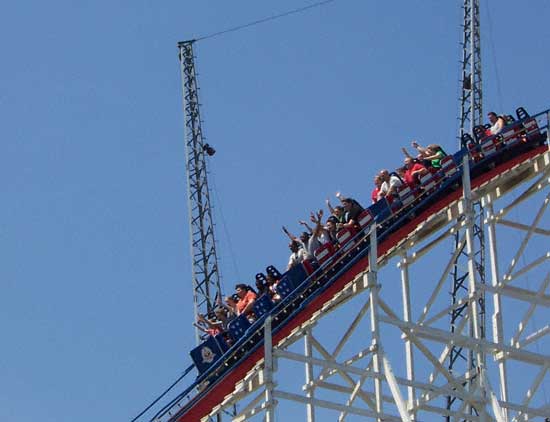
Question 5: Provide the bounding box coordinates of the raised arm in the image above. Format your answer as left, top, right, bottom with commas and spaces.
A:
299, 220, 313, 233
423, 151, 442, 161
193, 322, 209, 334
282, 226, 298, 242
411, 140, 429, 157
325, 198, 335, 215
197, 314, 223, 330
310, 210, 324, 237
401, 146, 413, 159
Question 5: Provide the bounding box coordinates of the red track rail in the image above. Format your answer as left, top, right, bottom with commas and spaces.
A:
176, 144, 548, 422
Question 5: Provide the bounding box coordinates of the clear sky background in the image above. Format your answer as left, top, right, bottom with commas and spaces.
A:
1, 1, 550, 421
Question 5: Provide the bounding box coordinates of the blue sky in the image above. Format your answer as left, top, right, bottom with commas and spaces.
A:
1, 1, 549, 421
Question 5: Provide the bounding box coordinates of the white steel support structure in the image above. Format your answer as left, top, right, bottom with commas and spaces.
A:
263, 316, 276, 422
367, 228, 384, 421
399, 251, 416, 420
199, 144, 550, 422
304, 328, 315, 422
463, 159, 485, 366
486, 196, 509, 421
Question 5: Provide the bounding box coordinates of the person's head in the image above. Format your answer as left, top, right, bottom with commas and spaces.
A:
379, 169, 390, 181
488, 111, 498, 124
326, 216, 338, 232
427, 144, 440, 153
266, 273, 278, 285
299, 231, 310, 244
333, 205, 344, 217
404, 157, 414, 168
214, 307, 227, 320
235, 283, 248, 298
225, 295, 237, 306
374, 175, 382, 187
341, 198, 353, 211
397, 167, 406, 177
289, 240, 300, 253
255, 278, 265, 290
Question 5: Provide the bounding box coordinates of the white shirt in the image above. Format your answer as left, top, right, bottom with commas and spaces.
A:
316, 231, 333, 246
287, 248, 308, 270
489, 117, 505, 135
380, 175, 403, 196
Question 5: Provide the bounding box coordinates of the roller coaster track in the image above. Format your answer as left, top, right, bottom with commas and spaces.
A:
148, 110, 550, 422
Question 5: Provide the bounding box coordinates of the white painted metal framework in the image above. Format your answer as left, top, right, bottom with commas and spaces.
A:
201, 144, 550, 421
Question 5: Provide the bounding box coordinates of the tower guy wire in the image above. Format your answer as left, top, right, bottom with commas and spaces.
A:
194, 0, 339, 42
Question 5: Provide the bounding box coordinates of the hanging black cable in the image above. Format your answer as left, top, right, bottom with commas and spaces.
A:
195, 0, 338, 42
130, 364, 195, 422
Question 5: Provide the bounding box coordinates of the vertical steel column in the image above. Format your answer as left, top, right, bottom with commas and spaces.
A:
485, 195, 509, 421
450, 0, 486, 418
461, 158, 487, 419
264, 316, 276, 422
304, 330, 316, 422
178, 40, 222, 344
367, 228, 383, 421
399, 253, 416, 419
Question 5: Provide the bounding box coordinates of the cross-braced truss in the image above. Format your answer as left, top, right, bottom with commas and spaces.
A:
178, 40, 223, 344
453, 2, 486, 418
202, 149, 550, 422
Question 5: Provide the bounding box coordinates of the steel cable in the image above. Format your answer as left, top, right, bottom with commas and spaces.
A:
194, 0, 339, 42
130, 364, 195, 422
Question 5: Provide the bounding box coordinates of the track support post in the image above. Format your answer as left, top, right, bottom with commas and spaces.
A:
484, 194, 510, 421
399, 253, 416, 419
462, 155, 488, 419
367, 228, 384, 421
304, 329, 316, 422
264, 316, 277, 422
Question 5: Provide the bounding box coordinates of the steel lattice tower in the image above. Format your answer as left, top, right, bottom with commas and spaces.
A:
178, 40, 222, 344
458, 0, 483, 140
449, 0, 486, 419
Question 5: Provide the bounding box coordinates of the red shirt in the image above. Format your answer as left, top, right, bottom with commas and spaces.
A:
404, 163, 426, 186
236, 290, 257, 314
206, 327, 222, 337
371, 187, 380, 203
